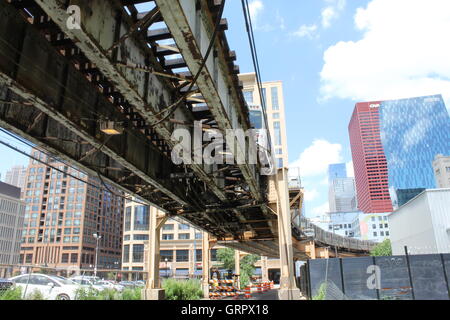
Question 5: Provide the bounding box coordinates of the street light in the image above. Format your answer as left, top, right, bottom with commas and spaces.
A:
93, 233, 102, 278
165, 258, 168, 278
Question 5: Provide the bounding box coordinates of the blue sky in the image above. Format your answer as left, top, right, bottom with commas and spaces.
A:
2, 0, 450, 218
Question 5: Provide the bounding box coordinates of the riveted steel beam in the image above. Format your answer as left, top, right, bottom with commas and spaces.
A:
155, 0, 263, 202
0, 1, 190, 209
33, 0, 229, 202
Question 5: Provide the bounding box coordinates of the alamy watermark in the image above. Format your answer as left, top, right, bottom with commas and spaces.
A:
171, 121, 276, 176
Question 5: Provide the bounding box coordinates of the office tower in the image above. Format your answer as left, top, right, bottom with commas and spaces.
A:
349, 101, 393, 213
433, 154, 450, 188
0, 182, 25, 274
327, 164, 357, 213
379, 95, 450, 207
4, 165, 27, 193
239, 73, 289, 170
328, 163, 347, 182
349, 95, 450, 212
19, 149, 123, 270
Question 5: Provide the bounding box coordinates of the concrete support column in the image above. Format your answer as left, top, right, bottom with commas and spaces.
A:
202, 232, 210, 298
275, 168, 302, 300
261, 256, 269, 282
234, 250, 241, 289
142, 207, 167, 300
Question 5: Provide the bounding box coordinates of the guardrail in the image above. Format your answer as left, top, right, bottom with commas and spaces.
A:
297, 217, 376, 252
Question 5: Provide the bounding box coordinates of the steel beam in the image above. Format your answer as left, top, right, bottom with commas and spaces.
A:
155, 0, 263, 202
33, 0, 229, 202
0, 1, 189, 209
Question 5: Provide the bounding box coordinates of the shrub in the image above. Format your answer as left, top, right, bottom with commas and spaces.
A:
370, 239, 392, 256
75, 287, 100, 300
121, 287, 141, 300
162, 279, 203, 300
0, 286, 23, 300
312, 283, 327, 300
97, 288, 120, 300
26, 289, 46, 300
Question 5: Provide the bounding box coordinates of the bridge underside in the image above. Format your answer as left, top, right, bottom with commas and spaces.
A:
0, 0, 276, 241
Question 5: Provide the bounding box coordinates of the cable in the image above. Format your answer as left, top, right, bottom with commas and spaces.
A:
241, 0, 272, 151
149, 0, 227, 127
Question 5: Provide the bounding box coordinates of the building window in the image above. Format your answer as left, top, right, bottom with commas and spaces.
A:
132, 244, 144, 263
176, 250, 189, 262
178, 224, 190, 230
124, 207, 131, 232
123, 245, 130, 263
134, 234, 149, 241
274, 122, 282, 146
373, 232, 377, 237
272, 113, 280, 119
271, 87, 279, 110
243, 91, 253, 104
134, 206, 149, 231
162, 234, 174, 240
178, 233, 190, 240
195, 233, 202, 239
211, 249, 218, 262
70, 253, 78, 264
163, 224, 174, 231
61, 253, 69, 263
160, 250, 173, 262
277, 158, 283, 169
195, 249, 202, 262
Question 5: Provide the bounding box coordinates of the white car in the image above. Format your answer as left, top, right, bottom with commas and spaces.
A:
69, 276, 105, 291
96, 280, 124, 292
9, 274, 79, 300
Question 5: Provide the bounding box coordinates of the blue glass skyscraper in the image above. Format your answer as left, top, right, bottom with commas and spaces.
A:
328, 163, 347, 182
379, 94, 450, 207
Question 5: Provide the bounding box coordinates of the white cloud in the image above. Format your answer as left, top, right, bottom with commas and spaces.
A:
304, 189, 320, 202
320, 0, 450, 107
346, 161, 354, 177
322, 0, 346, 28
312, 202, 330, 216
249, 0, 264, 23
291, 24, 318, 39
290, 139, 343, 177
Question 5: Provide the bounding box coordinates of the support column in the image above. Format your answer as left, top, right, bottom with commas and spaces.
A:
261, 256, 269, 282
142, 207, 168, 300
275, 168, 302, 300
235, 250, 241, 290
202, 232, 210, 298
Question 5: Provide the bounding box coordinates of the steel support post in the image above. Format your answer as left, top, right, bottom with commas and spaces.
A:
235, 250, 241, 290
275, 168, 302, 300
202, 231, 211, 298
143, 207, 167, 300
261, 256, 269, 282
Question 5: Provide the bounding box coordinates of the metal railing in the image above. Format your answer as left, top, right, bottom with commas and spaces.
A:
298, 217, 376, 252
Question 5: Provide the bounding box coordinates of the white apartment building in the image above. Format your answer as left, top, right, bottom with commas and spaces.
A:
433, 154, 450, 188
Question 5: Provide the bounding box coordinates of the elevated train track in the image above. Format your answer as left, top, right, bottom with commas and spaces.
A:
0, 0, 373, 260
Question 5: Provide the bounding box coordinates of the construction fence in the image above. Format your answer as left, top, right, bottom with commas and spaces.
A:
299, 254, 450, 300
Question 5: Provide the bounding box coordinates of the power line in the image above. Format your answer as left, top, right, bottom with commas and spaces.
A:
0, 137, 150, 206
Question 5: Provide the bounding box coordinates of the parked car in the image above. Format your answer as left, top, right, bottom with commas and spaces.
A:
118, 281, 136, 288
9, 274, 79, 300
69, 275, 104, 291
95, 280, 124, 292
0, 279, 13, 292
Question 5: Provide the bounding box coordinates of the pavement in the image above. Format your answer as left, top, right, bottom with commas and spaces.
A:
223, 289, 280, 300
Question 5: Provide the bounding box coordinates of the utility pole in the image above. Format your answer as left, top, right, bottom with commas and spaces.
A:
93, 233, 102, 278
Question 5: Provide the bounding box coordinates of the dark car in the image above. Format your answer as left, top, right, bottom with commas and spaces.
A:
0, 279, 14, 291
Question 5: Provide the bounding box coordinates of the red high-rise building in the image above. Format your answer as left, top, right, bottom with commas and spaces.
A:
348, 102, 393, 213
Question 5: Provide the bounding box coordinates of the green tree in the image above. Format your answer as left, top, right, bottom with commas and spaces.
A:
370, 239, 392, 256
216, 248, 260, 287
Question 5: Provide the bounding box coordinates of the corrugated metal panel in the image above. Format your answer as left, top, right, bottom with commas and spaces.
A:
427, 189, 450, 254
389, 191, 436, 255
